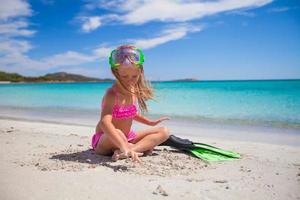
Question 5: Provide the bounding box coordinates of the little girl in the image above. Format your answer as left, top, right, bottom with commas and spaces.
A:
91, 45, 170, 162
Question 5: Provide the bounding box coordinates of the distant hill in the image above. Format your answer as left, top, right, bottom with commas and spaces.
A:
42, 72, 113, 82
164, 78, 199, 82
0, 71, 113, 83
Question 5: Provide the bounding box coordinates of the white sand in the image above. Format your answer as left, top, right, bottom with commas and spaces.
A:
1, 118, 300, 200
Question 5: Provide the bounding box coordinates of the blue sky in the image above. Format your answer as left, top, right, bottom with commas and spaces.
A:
0, 0, 299, 80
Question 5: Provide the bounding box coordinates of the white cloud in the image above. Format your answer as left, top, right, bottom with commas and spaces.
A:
0, 0, 34, 38
0, 0, 36, 64
0, 49, 99, 72
78, 14, 120, 33
81, 0, 272, 30
0, 20, 36, 37
0, 0, 38, 74
131, 24, 203, 49
122, 0, 272, 24
0, 39, 33, 55
0, 0, 32, 21
93, 46, 112, 59
85, 0, 144, 12
43, 51, 97, 67
0, 53, 45, 72
81, 16, 102, 32
0, 39, 111, 73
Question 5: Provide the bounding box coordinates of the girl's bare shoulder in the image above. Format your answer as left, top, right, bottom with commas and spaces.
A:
102, 87, 116, 106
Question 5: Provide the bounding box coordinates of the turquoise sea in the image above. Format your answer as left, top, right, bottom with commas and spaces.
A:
0, 80, 300, 130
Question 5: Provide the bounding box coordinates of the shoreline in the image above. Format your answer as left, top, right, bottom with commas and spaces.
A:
1, 104, 300, 130
0, 118, 300, 199
0, 105, 300, 128
1, 110, 300, 147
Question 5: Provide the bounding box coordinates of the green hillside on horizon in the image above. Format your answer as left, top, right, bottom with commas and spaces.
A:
0, 71, 113, 83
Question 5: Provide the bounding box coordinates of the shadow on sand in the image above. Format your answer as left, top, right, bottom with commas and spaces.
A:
49, 148, 166, 172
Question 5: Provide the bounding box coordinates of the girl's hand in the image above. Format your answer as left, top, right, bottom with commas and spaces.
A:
124, 148, 143, 163
118, 146, 143, 163
128, 150, 143, 163
149, 116, 170, 126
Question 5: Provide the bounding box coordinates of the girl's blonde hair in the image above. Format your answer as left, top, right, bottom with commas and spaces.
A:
111, 65, 154, 113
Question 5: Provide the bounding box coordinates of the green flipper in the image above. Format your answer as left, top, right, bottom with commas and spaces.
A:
189, 143, 240, 161
159, 135, 241, 162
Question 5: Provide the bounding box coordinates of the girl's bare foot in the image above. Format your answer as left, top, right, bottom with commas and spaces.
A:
112, 149, 128, 161
111, 143, 135, 161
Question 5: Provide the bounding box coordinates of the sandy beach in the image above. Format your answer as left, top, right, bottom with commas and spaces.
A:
0, 118, 300, 200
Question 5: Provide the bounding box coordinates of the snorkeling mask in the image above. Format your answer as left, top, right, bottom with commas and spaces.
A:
109, 46, 144, 69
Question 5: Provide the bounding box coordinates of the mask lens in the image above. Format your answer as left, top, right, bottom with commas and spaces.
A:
109, 47, 144, 68
113, 49, 140, 65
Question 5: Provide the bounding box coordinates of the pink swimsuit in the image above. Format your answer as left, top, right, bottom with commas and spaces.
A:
91, 87, 138, 150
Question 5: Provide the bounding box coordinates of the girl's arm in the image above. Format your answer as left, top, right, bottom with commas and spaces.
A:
133, 113, 153, 126
134, 113, 170, 126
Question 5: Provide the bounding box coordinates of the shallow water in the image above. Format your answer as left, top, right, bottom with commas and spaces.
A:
0, 80, 299, 130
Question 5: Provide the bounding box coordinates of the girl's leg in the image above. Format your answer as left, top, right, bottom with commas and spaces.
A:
130, 126, 170, 153
94, 129, 127, 155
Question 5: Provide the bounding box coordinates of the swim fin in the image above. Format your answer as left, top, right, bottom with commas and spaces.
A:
159, 135, 240, 161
